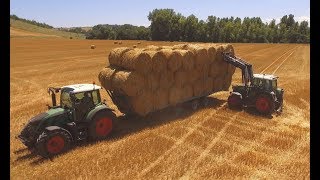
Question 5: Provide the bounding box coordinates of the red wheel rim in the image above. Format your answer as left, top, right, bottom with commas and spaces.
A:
46, 136, 65, 154
256, 97, 270, 112
229, 95, 240, 106
96, 117, 112, 136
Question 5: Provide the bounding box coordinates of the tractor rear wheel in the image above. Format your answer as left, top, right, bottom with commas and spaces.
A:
35, 129, 72, 158
228, 93, 242, 109
255, 94, 275, 115
88, 111, 115, 141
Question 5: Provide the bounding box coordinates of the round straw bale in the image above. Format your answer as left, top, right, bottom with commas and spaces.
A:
188, 68, 201, 83
172, 44, 188, 50
206, 46, 217, 64
119, 41, 122, 45
144, 45, 162, 51
151, 50, 169, 74
180, 50, 194, 71
112, 70, 145, 97
169, 85, 183, 105
121, 49, 153, 74
215, 45, 224, 63
131, 90, 154, 116
222, 73, 233, 91
174, 70, 188, 87
186, 44, 210, 68
121, 49, 140, 70
114, 41, 118, 44
168, 50, 184, 72
181, 84, 193, 100
98, 66, 118, 90
109, 47, 132, 67
227, 64, 236, 75
204, 77, 214, 94
210, 61, 229, 77
160, 45, 172, 50
223, 44, 235, 55
91, 45, 96, 49
147, 72, 160, 91
159, 71, 174, 89
213, 76, 225, 92
154, 88, 169, 110
133, 45, 137, 48
137, 42, 141, 44
202, 65, 210, 79
193, 79, 205, 97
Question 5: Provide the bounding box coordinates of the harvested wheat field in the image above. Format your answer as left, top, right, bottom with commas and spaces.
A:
10, 38, 310, 179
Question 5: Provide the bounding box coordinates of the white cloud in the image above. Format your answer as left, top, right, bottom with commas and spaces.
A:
263, 17, 281, 24
296, 16, 310, 23
263, 15, 310, 25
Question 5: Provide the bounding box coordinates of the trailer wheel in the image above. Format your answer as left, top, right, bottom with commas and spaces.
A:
255, 94, 274, 115
89, 111, 115, 140
35, 129, 72, 158
191, 99, 200, 110
201, 97, 209, 107
228, 93, 242, 109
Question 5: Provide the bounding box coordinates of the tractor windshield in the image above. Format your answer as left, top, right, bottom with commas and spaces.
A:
60, 88, 73, 108
271, 80, 277, 89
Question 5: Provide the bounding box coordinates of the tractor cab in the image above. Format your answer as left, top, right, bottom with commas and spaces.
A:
46, 84, 104, 122
48, 84, 102, 109
251, 74, 278, 91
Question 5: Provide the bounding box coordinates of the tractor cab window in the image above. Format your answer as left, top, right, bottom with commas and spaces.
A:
60, 91, 72, 108
252, 78, 263, 87
271, 80, 277, 89
73, 91, 94, 107
264, 80, 270, 89
91, 90, 100, 105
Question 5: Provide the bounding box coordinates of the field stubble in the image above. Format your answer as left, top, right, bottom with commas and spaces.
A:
10, 38, 309, 179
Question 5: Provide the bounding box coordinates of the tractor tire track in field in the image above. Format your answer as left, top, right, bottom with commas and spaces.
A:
138, 102, 228, 177
271, 49, 297, 75
179, 113, 240, 179
260, 46, 298, 74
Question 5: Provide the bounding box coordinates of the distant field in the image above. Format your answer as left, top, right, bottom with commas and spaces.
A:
10, 18, 85, 39
10, 38, 309, 179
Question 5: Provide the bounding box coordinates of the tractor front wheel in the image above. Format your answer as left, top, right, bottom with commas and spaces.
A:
35, 129, 72, 158
88, 111, 115, 141
255, 94, 275, 115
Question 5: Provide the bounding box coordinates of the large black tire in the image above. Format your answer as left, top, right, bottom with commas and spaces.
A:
88, 111, 116, 141
228, 93, 243, 109
35, 129, 72, 158
255, 94, 275, 115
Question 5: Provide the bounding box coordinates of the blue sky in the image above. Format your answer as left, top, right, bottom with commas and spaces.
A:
10, 0, 310, 28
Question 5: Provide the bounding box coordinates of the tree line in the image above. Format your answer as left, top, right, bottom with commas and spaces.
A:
86, 9, 309, 43
10, 14, 54, 29
11, 9, 310, 43
85, 24, 149, 40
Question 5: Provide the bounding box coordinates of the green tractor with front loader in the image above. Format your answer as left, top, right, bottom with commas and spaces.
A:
223, 52, 284, 115
17, 84, 116, 158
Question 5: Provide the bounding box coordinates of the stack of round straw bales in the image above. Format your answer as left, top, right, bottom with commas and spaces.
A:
99, 43, 236, 116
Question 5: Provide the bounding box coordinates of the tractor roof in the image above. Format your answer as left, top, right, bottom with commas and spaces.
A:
61, 84, 101, 93
253, 74, 278, 80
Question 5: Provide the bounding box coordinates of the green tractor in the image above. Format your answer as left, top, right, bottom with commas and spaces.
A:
223, 53, 284, 115
17, 84, 116, 158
